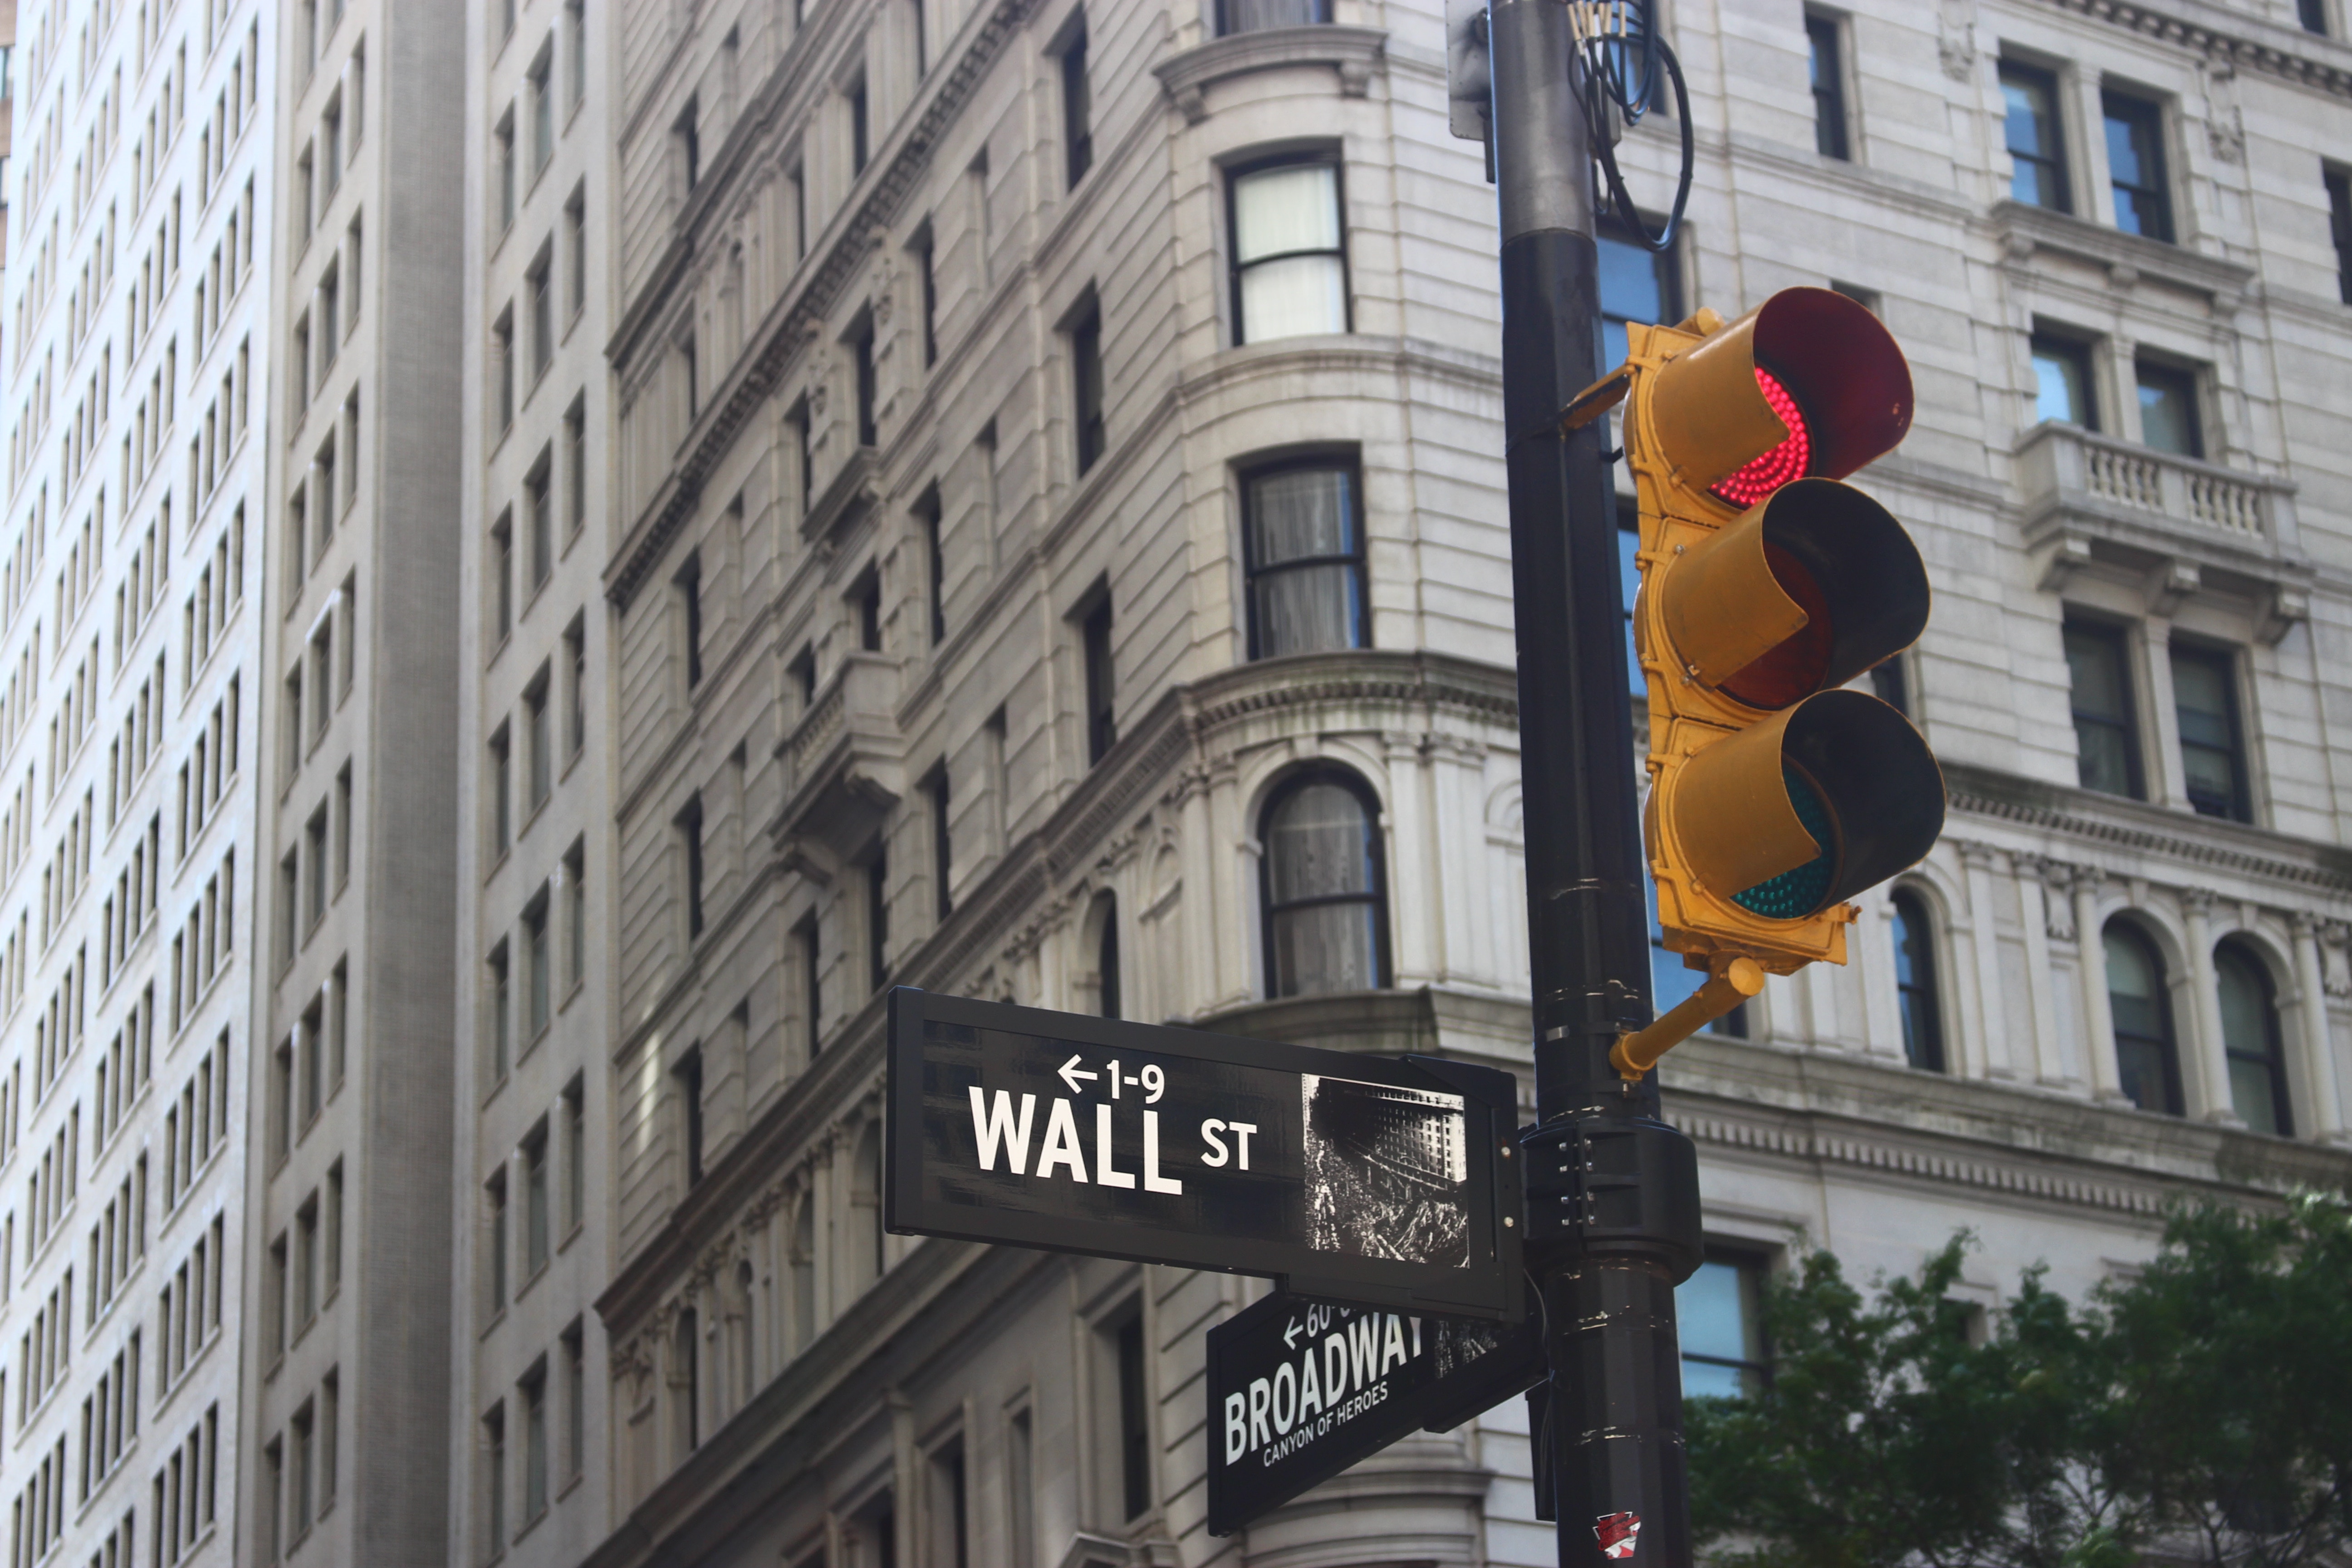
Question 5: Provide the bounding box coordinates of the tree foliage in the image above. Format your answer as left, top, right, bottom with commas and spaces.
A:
1687, 1194, 2352, 1568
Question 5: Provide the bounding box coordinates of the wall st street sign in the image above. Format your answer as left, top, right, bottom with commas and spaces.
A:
883, 989, 1524, 1319
1205, 1290, 1544, 1536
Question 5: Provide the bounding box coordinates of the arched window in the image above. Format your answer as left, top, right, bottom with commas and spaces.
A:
2216, 942, 2291, 1136
1094, 891, 1121, 1020
2104, 922, 2183, 1116
1259, 770, 1389, 998
1240, 459, 1367, 660
789, 1194, 817, 1355
1889, 889, 1945, 1072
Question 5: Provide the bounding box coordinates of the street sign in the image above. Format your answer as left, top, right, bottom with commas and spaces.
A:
1206, 1290, 1544, 1536
884, 988, 1524, 1320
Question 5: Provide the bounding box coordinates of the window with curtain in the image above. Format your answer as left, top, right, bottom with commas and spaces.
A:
2215, 943, 2291, 1136
1890, 888, 1945, 1071
1241, 460, 1367, 659
1260, 771, 1389, 998
1230, 156, 1348, 344
1677, 1253, 1768, 1397
2104, 922, 2183, 1115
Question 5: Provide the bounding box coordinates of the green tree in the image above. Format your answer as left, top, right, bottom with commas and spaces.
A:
1686, 1196, 2352, 1568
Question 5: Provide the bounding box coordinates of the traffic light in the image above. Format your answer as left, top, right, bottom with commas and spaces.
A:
1575, 289, 1945, 1076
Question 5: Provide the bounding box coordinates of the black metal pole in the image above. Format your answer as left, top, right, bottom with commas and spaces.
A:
1486, 4, 1703, 1564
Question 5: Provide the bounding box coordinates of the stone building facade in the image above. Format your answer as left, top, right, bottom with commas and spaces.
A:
569, 0, 2352, 1566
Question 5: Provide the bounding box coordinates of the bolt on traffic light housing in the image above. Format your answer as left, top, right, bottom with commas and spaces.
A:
1569, 289, 1947, 1077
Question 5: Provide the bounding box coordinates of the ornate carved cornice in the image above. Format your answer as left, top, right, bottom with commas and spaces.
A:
2034, 0, 2352, 102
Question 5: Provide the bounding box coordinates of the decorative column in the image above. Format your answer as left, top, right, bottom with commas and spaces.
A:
1960, 843, 2014, 1079
2018, 860, 2069, 1086
2180, 889, 2241, 1125
2291, 913, 2347, 1143
2073, 870, 2129, 1104
1381, 732, 1440, 988
1175, 764, 1218, 1019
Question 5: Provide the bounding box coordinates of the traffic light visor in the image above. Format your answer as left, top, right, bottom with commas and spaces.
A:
1658, 479, 1931, 710
1669, 690, 1944, 919
1647, 289, 1914, 505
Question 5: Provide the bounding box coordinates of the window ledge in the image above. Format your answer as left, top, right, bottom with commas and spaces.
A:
1154, 26, 1387, 123
1990, 201, 2252, 307
2017, 422, 2311, 641
799, 445, 878, 544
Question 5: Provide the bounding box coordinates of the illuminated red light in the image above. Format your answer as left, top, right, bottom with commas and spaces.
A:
1709, 368, 1812, 509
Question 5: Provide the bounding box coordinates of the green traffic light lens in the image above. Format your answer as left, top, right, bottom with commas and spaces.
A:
1731, 766, 1834, 919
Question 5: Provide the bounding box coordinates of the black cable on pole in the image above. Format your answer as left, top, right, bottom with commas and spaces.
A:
1567, 0, 1694, 255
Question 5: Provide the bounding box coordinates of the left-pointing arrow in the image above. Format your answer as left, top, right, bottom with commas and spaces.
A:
1057, 1054, 1098, 1095
1283, 1318, 1303, 1349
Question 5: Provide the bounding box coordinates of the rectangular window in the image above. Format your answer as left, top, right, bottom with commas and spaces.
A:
1806, 13, 1850, 160
1082, 595, 1115, 764
928, 766, 952, 921
2103, 92, 2172, 242
567, 0, 588, 108
565, 186, 588, 320
564, 838, 587, 988
527, 462, 554, 591
524, 891, 551, 1039
798, 916, 822, 1060
1676, 1253, 1769, 1397
927, 1438, 969, 1568
2328, 166, 2352, 305
676, 97, 700, 191
2133, 359, 2201, 457
494, 307, 516, 432
487, 940, 512, 1081
1071, 304, 1104, 475
867, 847, 890, 993
2171, 642, 2249, 822
2064, 620, 2141, 799
1598, 218, 1681, 372
1218, 0, 1333, 32
563, 1078, 586, 1233
1113, 1307, 1150, 1519
521, 1365, 549, 1521
1241, 460, 1367, 658
563, 1323, 587, 1481
1229, 157, 1348, 344
918, 487, 946, 645
482, 1404, 507, 1556
2029, 333, 2097, 430
305, 805, 328, 929
529, 47, 554, 175
489, 723, 513, 855
674, 1046, 704, 1186
1999, 62, 2068, 212
495, 108, 516, 230
2301, 0, 2328, 34
677, 793, 705, 939
849, 77, 870, 175
523, 1124, 550, 1274
859, 574, 884, 653
564, 397, 588, 535
916, 227, 938, 368
485, 1171, 509, 1314
525, 670, 553, 810
529, 250, 554, 381
854, 318, 878, 447
1061, 23, 1092, 189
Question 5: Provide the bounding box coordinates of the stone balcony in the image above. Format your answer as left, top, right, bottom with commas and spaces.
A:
773, 651, 905, 852
2016, 422, 2311, 641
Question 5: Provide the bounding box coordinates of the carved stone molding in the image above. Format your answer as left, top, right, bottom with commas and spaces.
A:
1151, 25, 1388, 125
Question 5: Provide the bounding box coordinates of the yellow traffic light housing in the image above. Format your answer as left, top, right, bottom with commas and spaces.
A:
1578, 289, 1946, 1075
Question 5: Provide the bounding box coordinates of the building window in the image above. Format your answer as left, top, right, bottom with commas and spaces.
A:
2030, 333, 2097, 429
486, 1171, 510, 1312
1599, 217, 1681, 371
1999, 63, 2068, 211
867, 847, 891, 993
2302, 0, 2331, 32
672, 1309, 701, 1454
1060, 21, 1091, 189
1259, 769, 1389, 998
1228, 156, 1348, 344
1218, 0, 1331, 31
529, 44, 555, 176
676, 96, 701, 192
1241, 459, 1367, 658
849, 76, 870, 176
1889, 888, 1945, 1072
2102, 93, 2172, 241
489, 723, 514, 853
496, 108, 517, 229
565, 838, 588, 989
928, 767, 952, 921
524, 891, 551, 1039
525, 668, 553, 810
1081, 594, 1115, 764
521, 1364, 549, 1522
2063, 620, 2140, 798
853, 317, 878, 447
1805, 13, 1849, 161
927, 1437, 970, 1568
2104, 921, 2183, 1116
488, 941, 513, 1081
1071, 302, 1105, 474
676, 551, 704, 689
1677, 1253, 1768, 1397
2216, 942, 2291, 1136
915, 226, 938, 368
917, 488, 946, 646
2134, 359, 2200, 457
2170, 642, 2249, 822
797, 916, 823, 1061
1870, 654, 1911, 716
1094, 891, 1120, 1020
523, 1124, 550, 1274
529, 249, 554, 382
482, 1403, 507, 1556
2328, 166, 2352, 305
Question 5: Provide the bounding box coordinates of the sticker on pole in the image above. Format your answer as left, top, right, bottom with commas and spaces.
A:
1596, 1512, 1643, 1560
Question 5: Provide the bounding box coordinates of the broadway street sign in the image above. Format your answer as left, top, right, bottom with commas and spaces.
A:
1205, 1290, 1544, 1536
883, 988, 1524, 1319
